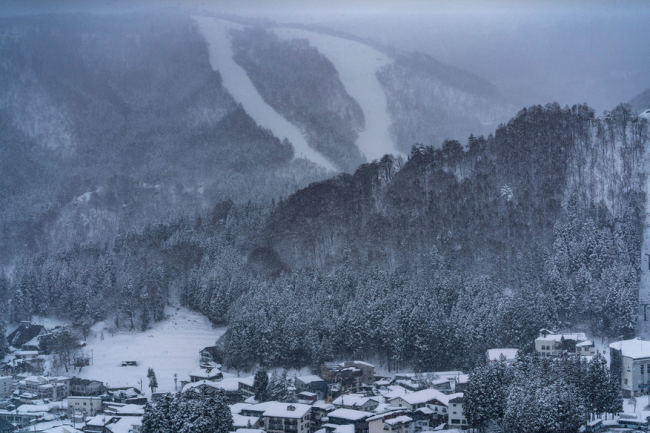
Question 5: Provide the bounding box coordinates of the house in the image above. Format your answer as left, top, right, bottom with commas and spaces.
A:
0, 377, 12, 398
19, 376, 70, 402
68, 396, 102, 418
332, 394, 380, 412
535, 329, 588, 357
486, 348, 519, 364
233, 413, 262, 429
106, 416, 142, 433
453, 375, 469, 393
239, 376, 256, 399
576, 340, 597, 357
326, 408, 374, 433
6, 321, 46, 350
200, 346, 222, 364
447, 393, 467, 429
368, 411, 412, 433
189, 367, 223, 382
296, 375, 329, 400
311, 400, 335, 431
321, 362, 374, 395
387, 389, 450, 425
70, 377, 104, 396
261, 403, 312, 433
610, 338, 650, 397
297, 391, 318, 404
84, 414, 120, 433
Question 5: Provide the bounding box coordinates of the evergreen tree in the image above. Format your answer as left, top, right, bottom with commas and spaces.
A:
148, 368, 158, 394
253, 368, 269, 402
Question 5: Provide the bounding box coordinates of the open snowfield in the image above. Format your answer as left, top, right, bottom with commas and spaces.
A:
274, 27, 400, 162
71, 306, 226, 396
193, 16, 335, 171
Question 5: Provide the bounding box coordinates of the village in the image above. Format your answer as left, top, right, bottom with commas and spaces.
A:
1, 318, 650, 433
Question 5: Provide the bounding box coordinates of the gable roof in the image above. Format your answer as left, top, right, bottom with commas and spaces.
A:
327, 408, 374, 421
389, 388, 450, 406
7, 323, 46, 348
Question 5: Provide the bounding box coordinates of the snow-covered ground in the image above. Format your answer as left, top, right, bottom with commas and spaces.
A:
274, 27, 400, 162
193, 16, 335, 171
71, 306, 226, 396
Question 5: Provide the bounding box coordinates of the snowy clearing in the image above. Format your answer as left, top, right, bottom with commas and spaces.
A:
193, 16, 336, 171
274, 27, 400, 162
71, 306, 226, 396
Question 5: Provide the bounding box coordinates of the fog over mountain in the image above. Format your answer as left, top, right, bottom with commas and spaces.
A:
1, 3, 650, 430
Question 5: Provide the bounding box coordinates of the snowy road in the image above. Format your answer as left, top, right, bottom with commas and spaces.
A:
274, 27, 400, 162
193, 16, 336, 171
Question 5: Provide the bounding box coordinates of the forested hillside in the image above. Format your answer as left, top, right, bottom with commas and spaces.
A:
0, 13, 329, 265
5, 102, 647, 373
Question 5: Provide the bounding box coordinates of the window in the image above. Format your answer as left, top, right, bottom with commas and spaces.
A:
625, 379, 628, 385
643, 365, 645, 375
451, 420, 460, 424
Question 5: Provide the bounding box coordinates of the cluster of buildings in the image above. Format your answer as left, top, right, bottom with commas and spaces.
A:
188, 349, 470, 432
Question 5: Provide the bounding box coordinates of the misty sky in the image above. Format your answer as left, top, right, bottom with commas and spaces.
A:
3, 0, 650, 112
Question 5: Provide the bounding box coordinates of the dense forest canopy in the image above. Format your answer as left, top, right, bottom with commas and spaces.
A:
3, 98, 647, 372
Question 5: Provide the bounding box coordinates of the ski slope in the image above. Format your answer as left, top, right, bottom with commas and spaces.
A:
193, 16, 335, 171
274, 27, 400, 162
73, 306, 226, 396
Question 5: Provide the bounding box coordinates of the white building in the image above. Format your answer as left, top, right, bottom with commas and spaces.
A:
447, 393, 467, 429
609, 338, 650, 397
535, 329, 588, 357
486, 348, 519, 363
67, 396, 102, 418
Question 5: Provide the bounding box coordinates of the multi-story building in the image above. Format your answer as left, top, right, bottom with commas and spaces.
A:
67, 396, 102, 418
368, 411, 414, 433
19, 376, 70, 402
70, 377, 104, 396
296, 375, 329, 400
610, 338, 650, 397
447, 394, 467, 429
327, 408, 374, 433
535, 329, 588, 357
263, 403, 312, 433
0, 377, 12, 398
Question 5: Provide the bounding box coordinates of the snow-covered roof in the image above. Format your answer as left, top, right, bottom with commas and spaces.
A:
486, 348, 519, 361
385, 416, 412, 425
455, 375, 469, 384
332, 394, 379, 408
327, 408, 374, 421
110, 404, 145, 415
353, 361, 375, 368
107, 416, 142, 433
389, 388, 449, 406
183, 380, 224, 393
189, 368, 222, 378
576, 340, 595, 347
297, 375, 324, 384
536, 332, 587, 342
609, 338, 650, 359
233, 415, 260, 427
416, 407, 435, 415
238, 376, 255, 387
374, 380, 391, 387
236, 429, 265, 433
313, 400, 335, 411
447, 393, 464, 403
262, 403, 312, 418
230, 403, 253, 415
367, 410, 404, 421
332, 425, 355, 433
43, 426, 84, 433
